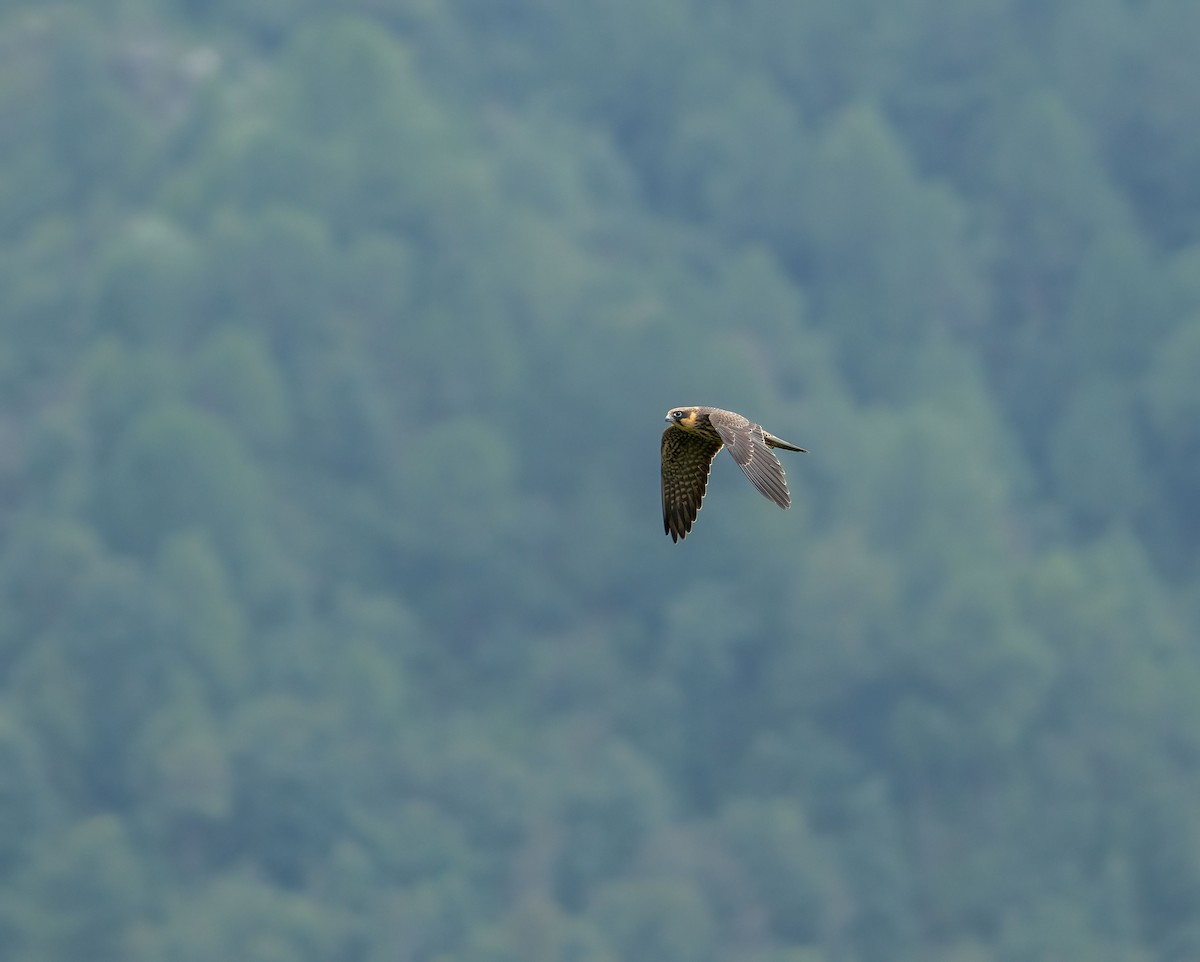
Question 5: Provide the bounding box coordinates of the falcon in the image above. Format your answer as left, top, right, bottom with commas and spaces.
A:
661, 406, 806, 543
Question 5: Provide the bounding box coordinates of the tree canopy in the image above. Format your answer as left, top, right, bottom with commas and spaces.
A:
1, 1, 1198, 959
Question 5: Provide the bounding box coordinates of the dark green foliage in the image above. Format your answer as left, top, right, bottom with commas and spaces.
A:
94, 402, 269, 561
0, 2, 1197, 960
7, 816, 147, 962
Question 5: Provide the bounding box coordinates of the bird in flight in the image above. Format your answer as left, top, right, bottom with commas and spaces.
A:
661, 406, 806, 543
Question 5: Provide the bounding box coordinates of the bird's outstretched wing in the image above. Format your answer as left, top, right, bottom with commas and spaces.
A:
707, 410, 791, 509
661, 426, 723, 542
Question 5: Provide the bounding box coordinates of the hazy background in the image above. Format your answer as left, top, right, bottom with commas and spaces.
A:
3, 1, 1200, 959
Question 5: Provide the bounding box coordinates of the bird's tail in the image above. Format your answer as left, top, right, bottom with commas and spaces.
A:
765, 434, 806, 453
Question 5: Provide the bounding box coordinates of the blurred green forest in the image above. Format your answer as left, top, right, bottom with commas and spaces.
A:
2, 0, 1200, 959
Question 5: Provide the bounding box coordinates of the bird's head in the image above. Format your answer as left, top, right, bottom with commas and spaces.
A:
665, 407, 701, 431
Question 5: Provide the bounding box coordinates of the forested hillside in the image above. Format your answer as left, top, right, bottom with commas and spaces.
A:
2, 1, 1200, 959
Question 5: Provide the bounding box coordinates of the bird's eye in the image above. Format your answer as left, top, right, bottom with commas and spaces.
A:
672, 411, 682, 419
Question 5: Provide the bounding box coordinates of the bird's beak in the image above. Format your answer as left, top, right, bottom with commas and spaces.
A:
664, 414, 672, 423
